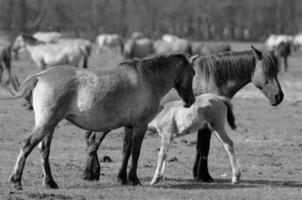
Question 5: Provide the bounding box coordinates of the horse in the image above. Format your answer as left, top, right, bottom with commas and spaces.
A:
274, 41, 291, 72
0, 40, 12, 83
292, 34, 302, 54
33, 31, 62, 43
12, 35, 90, 70
7, 53, 196, 190
96, 34, 124, 54
83, 46, 284, 183
123, 38, 154, 58
162, 34, 179, 43
265, 34, 293, 51
131, 32, 145, 40
191, 42, 231, 56
148, 93, 238, 185
153, 37, 192, 55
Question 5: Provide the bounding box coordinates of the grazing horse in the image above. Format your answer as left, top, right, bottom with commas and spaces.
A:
83, 46, 283, 183
96, 34, 123, 54
274, 41, 291, 72
123, 38, 154, 58
0, 41, 12, 83
33, 31, 62, 43
191, 42, 231, 56
149, 94, 238, 185
12, 35, 90, 70
7, 54, 196, 190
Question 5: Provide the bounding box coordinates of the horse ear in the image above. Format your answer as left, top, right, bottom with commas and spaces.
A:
190, 55, 199, 63
251, 45, 262, 60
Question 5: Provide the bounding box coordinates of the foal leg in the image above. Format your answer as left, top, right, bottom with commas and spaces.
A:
83, 131, 109, 181
213, 127, 241, 184
193, 127, 214, 182
117, 126, 133, 185
9, 124, 55, 190
128, 125, 147, 186
150, 134, 172, 185
38, 128, 58, 189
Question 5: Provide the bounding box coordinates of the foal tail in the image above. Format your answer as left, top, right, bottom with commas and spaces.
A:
219, 97, 237, 130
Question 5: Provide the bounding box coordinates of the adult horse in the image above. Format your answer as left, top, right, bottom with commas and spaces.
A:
83, 46, 283, 182
123, 38, 154, 58
7, 53, 196, 190
265, 34, 293, 51
12, 35, 90, 70
153, 37, 192, 55
274, 41, 291, 72
96, 34, 123, 54
33, 31, 62, 43
191, 42, 231, 56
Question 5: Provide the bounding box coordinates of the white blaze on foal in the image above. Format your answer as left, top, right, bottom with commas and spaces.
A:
149, 93, 241, 185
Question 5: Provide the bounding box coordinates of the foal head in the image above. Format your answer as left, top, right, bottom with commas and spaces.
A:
251, 46, 284, 106
172, 54, 196, 107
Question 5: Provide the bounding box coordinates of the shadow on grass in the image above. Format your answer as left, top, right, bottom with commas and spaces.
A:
149, 178, 302, 190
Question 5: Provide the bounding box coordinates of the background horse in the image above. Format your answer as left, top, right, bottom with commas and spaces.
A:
191, 42, 231, 56
96, 34, 124, 54
33, 31, 62, 43
265, 34, 293, 51
7, 53, 195, 190
274, 41, 291, 72
83, 46, 283, 183
123, 38, 154, 58
153, 37, 192, 55
0, 39, 12, 83
148, 93, 239, 185
12, 35, 90, 70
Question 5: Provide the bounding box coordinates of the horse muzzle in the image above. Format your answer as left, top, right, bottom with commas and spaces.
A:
271, 91, 284, 106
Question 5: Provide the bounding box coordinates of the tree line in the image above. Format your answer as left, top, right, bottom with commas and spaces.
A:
0, 0, 301, 41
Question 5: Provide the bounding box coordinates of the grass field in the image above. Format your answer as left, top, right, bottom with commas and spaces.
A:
1, 42, 302, 200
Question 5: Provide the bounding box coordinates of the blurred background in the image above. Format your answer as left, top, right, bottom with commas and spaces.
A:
0, 0, 301, 41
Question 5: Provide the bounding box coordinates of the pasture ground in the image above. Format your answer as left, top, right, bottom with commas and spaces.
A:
0, 42, 302, 200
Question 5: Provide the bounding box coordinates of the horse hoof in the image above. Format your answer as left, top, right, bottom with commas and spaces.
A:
195, 174, 215, 183
231, 180, 239, 184
117, 174, 128, 185
43, 179, 59, 189
128, 176, 141, 186
150, 178, 159, 185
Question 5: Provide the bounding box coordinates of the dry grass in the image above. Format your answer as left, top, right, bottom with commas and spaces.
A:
1, 42, 302, 200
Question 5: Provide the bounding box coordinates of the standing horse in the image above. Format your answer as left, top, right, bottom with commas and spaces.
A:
0, 40, 12, 83
149, 94, 238, 185
123, 38, 154, 58
83, 46, 284, 183
12, 35, 90, 70
7, 53, 196, 190
153, 38, 192, 55
274, 41, 291, 72
33, 31, 62, 43
96, 34, 124, 54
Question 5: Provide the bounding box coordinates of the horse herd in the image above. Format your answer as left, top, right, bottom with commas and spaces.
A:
0, 31, 285, 191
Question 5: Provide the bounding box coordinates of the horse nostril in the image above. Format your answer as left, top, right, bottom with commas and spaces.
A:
275, 94, 280, 102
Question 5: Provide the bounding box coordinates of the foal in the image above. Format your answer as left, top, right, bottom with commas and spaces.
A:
149, 93, 240, 185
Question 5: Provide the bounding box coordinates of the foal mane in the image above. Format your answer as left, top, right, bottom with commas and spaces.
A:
197, 50, 279, 86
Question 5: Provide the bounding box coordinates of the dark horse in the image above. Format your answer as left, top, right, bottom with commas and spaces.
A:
6, 54, 196, 190
274, 41, 291, 72
83, 46, 284, 183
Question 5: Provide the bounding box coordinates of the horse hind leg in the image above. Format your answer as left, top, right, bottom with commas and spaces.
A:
150, 134, 172, 185
213, 125, 241, 184
38, 128, 58, 189
9, 122, 57, 190
83, 131, 109, 181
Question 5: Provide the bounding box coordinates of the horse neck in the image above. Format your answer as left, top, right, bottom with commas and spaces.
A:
195, 51, 256, 98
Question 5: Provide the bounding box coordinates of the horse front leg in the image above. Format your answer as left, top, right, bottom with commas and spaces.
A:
83, 131, 109, 181
38, 128, 58, 189
117, 126, 133, 185
128, 124, 147, 186
194, 127, 215, 182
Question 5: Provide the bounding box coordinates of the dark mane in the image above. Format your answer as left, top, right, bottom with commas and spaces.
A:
197, 50, 279, 86
120, 54, 188, 79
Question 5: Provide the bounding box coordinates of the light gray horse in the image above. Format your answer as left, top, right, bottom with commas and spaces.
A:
7, 53, 196, 190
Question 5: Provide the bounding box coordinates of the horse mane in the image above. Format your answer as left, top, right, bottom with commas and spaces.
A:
197, 50, 279, 86
21, 34, 45, 45
120, 54, 188, 79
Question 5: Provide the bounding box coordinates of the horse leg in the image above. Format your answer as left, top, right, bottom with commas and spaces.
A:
9, 123, 56, 190
38, 128, 58, 189
213, 127, 241, 184
284, 56, 288, 72
150, 134, 172, 185
0, 64, 3, 83
83, 131, 109, 181
128, 125, 147, 186
117, 126, 133, 185
194, 127, 214, 182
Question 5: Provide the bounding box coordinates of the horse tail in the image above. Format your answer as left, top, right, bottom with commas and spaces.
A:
219, 97, 236, 130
